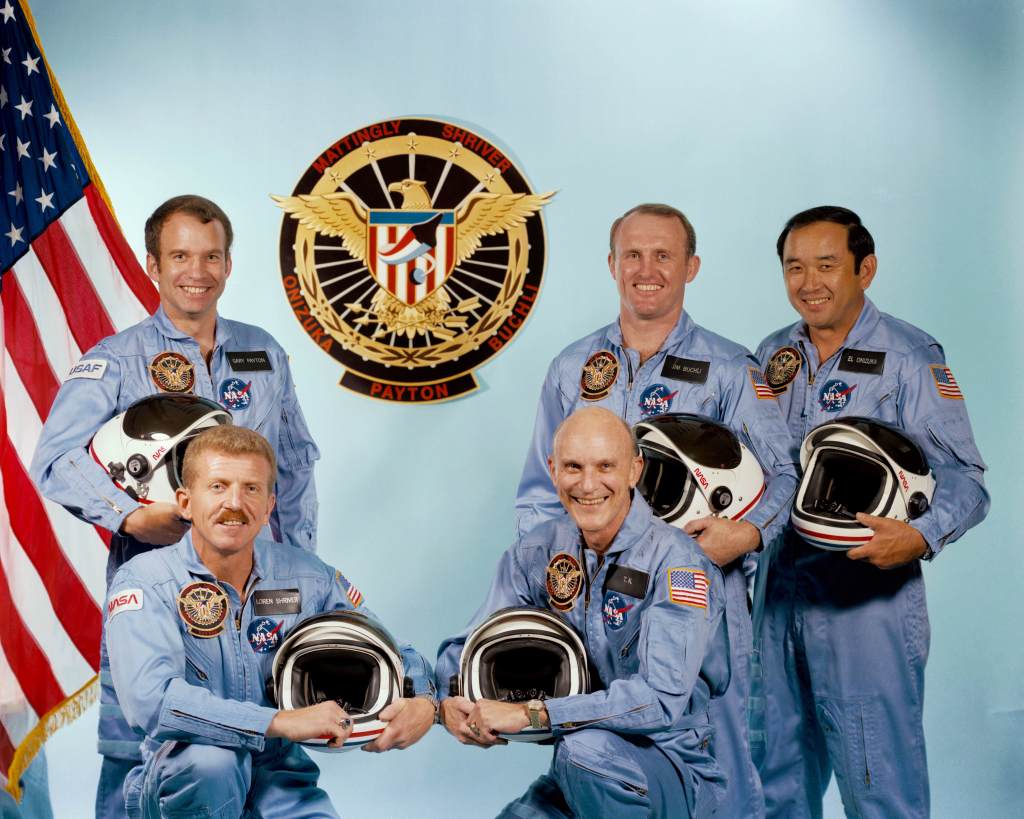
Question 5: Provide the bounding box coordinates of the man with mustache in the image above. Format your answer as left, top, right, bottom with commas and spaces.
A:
105, 425, 436, 817
440, 407, 729, 816
516, 203, 797, 817
30, 195, 320, 817
753, 206, 988, 817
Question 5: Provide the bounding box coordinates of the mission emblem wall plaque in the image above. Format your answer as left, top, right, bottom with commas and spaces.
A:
276, 117, 553, 403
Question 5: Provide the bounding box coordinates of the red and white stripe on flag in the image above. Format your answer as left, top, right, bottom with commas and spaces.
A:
0, 0, 158, 799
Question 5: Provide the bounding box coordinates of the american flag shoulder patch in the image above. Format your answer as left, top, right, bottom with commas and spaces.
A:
336, 570, 363, 608
668, 567, 709, 609
748, 367, 776, 400
929, 364, 963, 400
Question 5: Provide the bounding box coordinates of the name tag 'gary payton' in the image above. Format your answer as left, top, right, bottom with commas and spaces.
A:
275, 118, 553, 404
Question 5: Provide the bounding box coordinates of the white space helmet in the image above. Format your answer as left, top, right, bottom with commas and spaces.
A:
633, 413, 766, 527
271, 610, 409, 752
456, 607, 589, 743
89, 395, 231, 504
792, 416, 935, 551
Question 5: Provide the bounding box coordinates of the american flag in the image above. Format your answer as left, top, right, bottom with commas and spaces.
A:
930, 364, 963, 400
668, 567, 708, 609
0, 0, 157, 799
748, 366, 775, 400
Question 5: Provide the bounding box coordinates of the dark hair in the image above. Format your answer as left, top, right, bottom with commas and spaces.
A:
144, 195, 233, 258
609, 203, 697, 257
776, 206, 875, 272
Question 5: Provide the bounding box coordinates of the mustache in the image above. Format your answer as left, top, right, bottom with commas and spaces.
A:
216, 512, 249, 524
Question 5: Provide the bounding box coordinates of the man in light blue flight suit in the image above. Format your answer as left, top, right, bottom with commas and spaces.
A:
441, 407, 730, 817
106, 425, 436, 818
753, 206, 989, 818
29, 195, 320, 818
516, 204, 797, 817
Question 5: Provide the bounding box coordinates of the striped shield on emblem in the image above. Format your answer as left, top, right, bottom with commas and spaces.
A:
367, 210, 456, 306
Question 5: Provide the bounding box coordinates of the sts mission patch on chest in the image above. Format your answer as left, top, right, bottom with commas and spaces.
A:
275, 117, 553, 404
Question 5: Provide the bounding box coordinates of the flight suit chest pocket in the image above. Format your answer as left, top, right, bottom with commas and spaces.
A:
601, 590, 643, 671
216, 371, 275, 432
183, 638, 219, 686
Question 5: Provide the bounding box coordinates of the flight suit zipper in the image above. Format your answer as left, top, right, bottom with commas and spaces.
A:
581, 546, 604, 612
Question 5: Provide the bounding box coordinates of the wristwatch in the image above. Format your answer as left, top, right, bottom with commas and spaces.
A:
525, 699, 546, 730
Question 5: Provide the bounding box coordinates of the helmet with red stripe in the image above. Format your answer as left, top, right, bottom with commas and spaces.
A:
633, 413, 766, 527
791, 416, 935, 550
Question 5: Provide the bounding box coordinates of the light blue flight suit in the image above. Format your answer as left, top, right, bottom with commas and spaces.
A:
106, 533, 436, 819
29, 306, 320, 818
516, 311, 798, 818
437, 497, 731, 817
753, 298, 988, 818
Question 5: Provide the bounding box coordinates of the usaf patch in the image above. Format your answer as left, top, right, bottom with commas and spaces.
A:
252, 589, 301, 616
602, 591, 634, 630
580, 350, 619, 401
929, 365, 963, 399
177, 581, 229, 638
765, 346, 801, 394
66, 359, 108, 381
149, 352, 195, 393
219, 377, 253, 411
638, 383, 678, 417
604, 564, 649, 599
661, 355, 709, 384
247, 617, 284, 654
668, 568, 709, 609
818, 379, 856, 413
838, 348, 886, 375
546, 552, 583, 611
107, 588, 143, 619
226, 350, 273, 372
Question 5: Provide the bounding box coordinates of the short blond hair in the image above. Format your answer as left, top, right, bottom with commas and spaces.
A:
181, 426, 276, 490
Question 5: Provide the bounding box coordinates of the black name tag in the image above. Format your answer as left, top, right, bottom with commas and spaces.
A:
252, 589, 301, 615
838, 348, 886, 375
604, 565, 649, 599
661, 356, 710, 384
226, 350, 273, 372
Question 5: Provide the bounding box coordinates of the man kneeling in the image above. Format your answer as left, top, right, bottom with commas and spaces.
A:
436, 407, 730, 817
107, 426, 436, 817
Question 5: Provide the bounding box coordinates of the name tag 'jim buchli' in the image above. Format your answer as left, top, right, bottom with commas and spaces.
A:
274, 117, 553, 404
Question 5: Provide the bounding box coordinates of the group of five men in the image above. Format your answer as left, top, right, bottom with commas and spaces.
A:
28, 195, 986, 817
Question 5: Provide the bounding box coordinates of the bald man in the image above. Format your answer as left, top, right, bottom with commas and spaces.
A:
437, 408, 731, 817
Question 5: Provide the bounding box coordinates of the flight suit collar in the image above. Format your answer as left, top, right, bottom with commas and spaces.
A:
789, 297, 881, 350
587, 494, 655, 558
607, 309, 696, 354
175, 531, 265, 585
151, 305, 232, 347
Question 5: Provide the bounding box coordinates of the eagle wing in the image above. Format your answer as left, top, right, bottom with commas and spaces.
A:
454, 191, 554, 266
271, 192, 368, 265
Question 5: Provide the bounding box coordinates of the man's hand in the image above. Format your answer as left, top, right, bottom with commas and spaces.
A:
362, 697, 435, 753
439, 696, 507, 748
683, 517, 760, 567
466, 700, 534, 744
846, 513, 928, 570
120, 503, 190, 545
267, 701, 352, 749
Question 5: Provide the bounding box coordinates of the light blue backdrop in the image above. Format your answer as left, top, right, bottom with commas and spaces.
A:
31, 1, 1021, 816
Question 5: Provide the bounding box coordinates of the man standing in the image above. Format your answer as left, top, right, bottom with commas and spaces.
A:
106, 425, 435, 817
441, 408, 729, 816
754, 206, 988, 818
517, 204, 797, 817
30, 195, 320, 817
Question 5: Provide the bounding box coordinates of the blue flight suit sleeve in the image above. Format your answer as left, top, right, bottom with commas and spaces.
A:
333, 570, 436, 698
899, 344, 989, 556
546, 564, 725, 735
435, 547, 536, 698
270, 355, 320, 552
106, 569, 277, 752
29, 346, 141, 532
515, 360, 569, 537
719, 352, 799, 547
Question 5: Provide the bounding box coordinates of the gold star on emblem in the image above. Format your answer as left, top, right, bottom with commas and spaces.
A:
363, 142, 377, 159
406, 133, 418, 151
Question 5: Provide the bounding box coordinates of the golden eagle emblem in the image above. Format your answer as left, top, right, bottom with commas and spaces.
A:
149, 352, 195, 394
546, 552, 584, 612
177, 582, 228, 638
580, 350, 620, 401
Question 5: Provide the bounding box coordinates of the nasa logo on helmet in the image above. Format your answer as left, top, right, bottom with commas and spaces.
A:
633, 413, 766, 528
270, 610, 411, 752
791, 416, 935, 551
89, 394, 231, 504
455, 607, 590, 743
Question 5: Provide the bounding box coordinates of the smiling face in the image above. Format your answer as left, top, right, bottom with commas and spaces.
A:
548, 408, 643, 553
147, 212, 232, 325
608, 212, 700, 325
782, 221, 876, 338
177, 450, 275, 564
